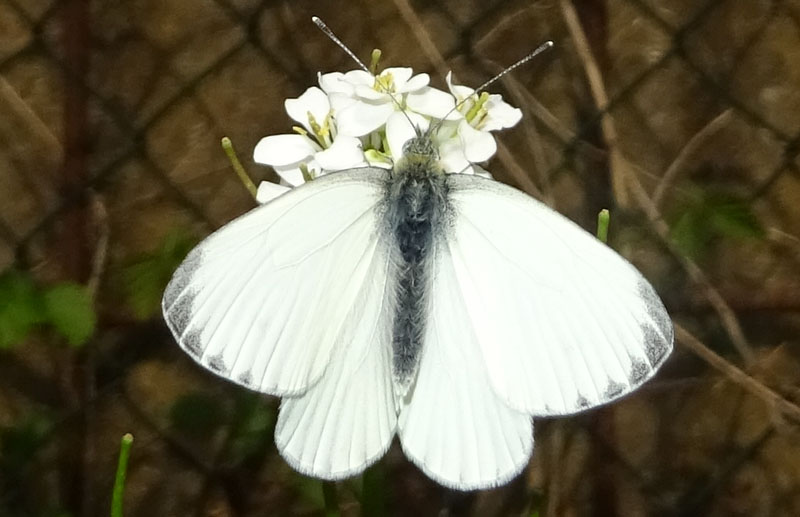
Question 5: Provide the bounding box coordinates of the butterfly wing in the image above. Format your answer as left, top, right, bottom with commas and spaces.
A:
274, 237, 398, 478
397, 239, 534, 490
162, 168, 392, 398
440, 173, 673, 416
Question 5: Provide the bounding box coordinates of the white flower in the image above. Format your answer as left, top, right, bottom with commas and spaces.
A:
446, 72, 522, 131
252, 63, 524, 193
436, 72, 523, 175
322, 68, 457, 137
253, 87, 367, 185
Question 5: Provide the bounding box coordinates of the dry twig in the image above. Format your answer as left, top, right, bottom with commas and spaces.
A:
559, 0, 632, 207
653, 109, 734, 208
675, 324, 800, 424
390, 0, 450, 78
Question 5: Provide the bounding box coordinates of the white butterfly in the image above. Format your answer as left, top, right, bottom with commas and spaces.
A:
162, 128, 673, 489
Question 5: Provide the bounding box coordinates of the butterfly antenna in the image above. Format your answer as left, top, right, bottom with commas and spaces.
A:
312, 16, 370, 73
427, 40, 554, 138
312, 16, 423, 139
474, 40, 553, 96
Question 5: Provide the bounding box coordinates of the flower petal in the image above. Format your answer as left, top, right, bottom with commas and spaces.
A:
446, 71, 475, 102
256, 181, 291, 203
354, 84, 388, 101
273, 158, 321, 187
253, 134, 320, 166
399, 73, 430, 93
432, 119, 459, 142
315, 136, 366, 170
467, 163, 493, 178
382, 67, 413, 89
481, 94, 523, 131
406, 86, 458, 120
273, 165, 305, 187
328, 92, 357, 113
318, 72, 354, 95
344, 70, 374, 87
336, 101, 394, 136
284, 87, 330, 131
386, 111, 429, 159
438, 136, 470, 174
459, 120, 497, 162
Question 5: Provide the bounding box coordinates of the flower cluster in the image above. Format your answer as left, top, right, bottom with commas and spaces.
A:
253, 65, 522, 203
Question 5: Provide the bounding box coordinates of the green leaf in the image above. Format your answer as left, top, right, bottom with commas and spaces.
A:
169, 393, 226, 438
668, 189, 763, 259
43, 283, 96, 347
121, 228, 197, 320
0, 270, 46, 349
708, 196, 764, 239
669, 209, 710, 259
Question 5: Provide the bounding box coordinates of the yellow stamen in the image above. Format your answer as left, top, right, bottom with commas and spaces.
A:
374, 71, 395, 93
465, 91, 490, 123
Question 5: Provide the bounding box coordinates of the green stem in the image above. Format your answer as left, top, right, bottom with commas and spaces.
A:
221, 137, 258, 200
597, 208, 610, 243
322, 481, 340, 517
110, 433, 133, 517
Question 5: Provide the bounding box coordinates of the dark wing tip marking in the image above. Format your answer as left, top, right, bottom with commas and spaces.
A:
237, 370, 254, 387
636, 278, 673, 368
165, 289, 196, 336
207, 354, 228, 375
183, 330, 204, 359
628, 356, 650, 385
163, 248, 204, 309
643, 325, 670, 366
604, 379, 627, 399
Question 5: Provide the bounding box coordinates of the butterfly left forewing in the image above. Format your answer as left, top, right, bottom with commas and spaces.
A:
162, 168, 392, 396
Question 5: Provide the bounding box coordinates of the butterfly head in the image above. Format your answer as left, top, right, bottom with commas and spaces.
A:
395, 133, 443, 177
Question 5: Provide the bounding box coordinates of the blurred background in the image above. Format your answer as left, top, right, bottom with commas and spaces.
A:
1, 0, 800, 515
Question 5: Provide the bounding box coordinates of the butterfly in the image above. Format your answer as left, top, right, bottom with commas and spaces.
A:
162, 21, 673, 491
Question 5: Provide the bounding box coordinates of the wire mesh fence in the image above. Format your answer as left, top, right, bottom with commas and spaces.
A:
1, 0, 800, 515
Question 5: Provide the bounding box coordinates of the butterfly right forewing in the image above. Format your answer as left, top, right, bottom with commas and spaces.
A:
439, 173, 673, 417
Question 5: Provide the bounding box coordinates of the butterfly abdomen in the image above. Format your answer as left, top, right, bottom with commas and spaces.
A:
386, 167, 448, 391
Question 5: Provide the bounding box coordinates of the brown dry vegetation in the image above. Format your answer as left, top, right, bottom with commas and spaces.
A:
1, 0, 800, 516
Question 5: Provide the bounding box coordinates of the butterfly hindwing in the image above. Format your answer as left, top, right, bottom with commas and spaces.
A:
398, 237, 534, 490
275, 234, 398, 478
441, 173, 673, 416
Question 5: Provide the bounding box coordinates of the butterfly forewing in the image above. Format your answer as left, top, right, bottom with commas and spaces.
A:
441, 173, 673, 416
162, 168, 393, 397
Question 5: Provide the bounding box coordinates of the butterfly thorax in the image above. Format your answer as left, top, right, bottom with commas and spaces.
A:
386, 141, 448, 395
